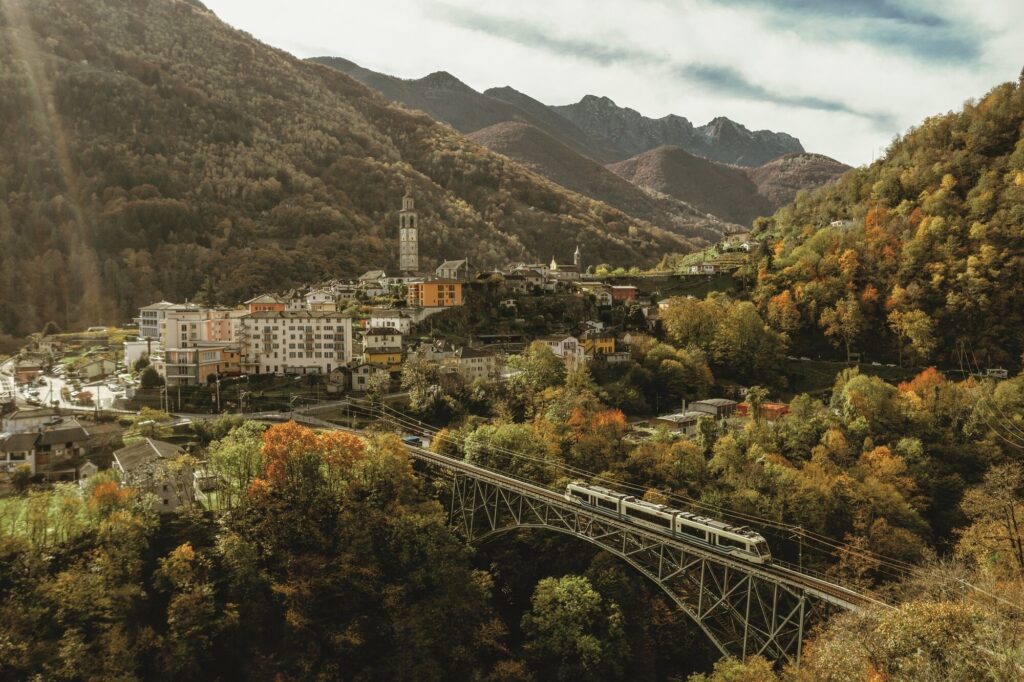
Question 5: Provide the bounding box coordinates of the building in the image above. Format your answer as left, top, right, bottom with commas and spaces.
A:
239, 311, 353, 375
350, 363, 392, 392
688, 398, 738, 421
13, 358, 43, 385
407, 279, 463, 308
399, 189, 419, 273
363, 327, 403, 349
161, 344, 240, 386
0, 417, 90, 480
306, 288, 338, 312
549, 253, 581, 282
112, 439, 192, 513
78, 357, 117, 381
363, 347, 403, 370
245, 294, 286, 314
537, 335, 584, 363
136, 301, 200, 341
369, 309, 413, 335
441, 347, 502, 382
161, 307, 244, 348
736, 402, 791, 421
436, 259, 472, 281
577, 282, 613, 306
611, 286, 638, 303
580, 330, 616, 356
2, 407, 62, 433
651, 411, 705, 437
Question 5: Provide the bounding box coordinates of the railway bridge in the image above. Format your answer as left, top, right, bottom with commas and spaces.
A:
403, 443, 886, 666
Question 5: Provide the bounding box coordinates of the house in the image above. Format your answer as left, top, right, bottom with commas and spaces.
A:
2, 407, 63, 433
576, 282, 613, 306
441, 347, 502, 382
239, 310, 353, 376
305, 288, 339, 312
407, 279, 463, 308
651, 411, 705, 437
0, 417, 90, 480
611, 286, 638, 303
580, 330, 616, 357
112, 439, 192, 513
503, 273, 529, 294
363, 347, 403, 370
688, 398, 738, 421
77, 461, 99, 487
537, 335, 584, 364
511, 268, 546, 290
362, 327, 403, 350
244, 294, 286, 314
359, 270, 387, 283
350, 363, 392, 392
369, 309, 413, 335
436, 259, 472, 281
78, 357, 117, 381
13, 359, 44, 385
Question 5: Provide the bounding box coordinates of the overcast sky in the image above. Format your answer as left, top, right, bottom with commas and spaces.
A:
203, 0, 1023, 165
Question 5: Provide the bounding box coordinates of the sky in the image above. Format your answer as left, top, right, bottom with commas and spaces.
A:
203, 0, 1024, 166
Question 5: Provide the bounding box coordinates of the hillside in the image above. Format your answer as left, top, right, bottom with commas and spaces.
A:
0, 0, 693, 338
747, 152, 850, 207
753, 77, 1024, 367
609, 146, 775, 227
554, 95, 804, 166
312, 57, 619, 162
468, 122, 740, 241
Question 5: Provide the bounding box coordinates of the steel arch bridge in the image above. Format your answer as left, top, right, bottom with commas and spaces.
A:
406, 446, 884, 666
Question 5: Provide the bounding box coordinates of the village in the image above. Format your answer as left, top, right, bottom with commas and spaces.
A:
0, 189, 781, 506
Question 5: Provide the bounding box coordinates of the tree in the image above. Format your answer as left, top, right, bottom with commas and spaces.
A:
745, 385, 769, 424
10, 464, 33, 492
521, 575, 629, 682
41, 320, 62, 336
133, 355, 150, 372
140, 365, 164, 389
207, 422, 265, 510
819, 296, 865, 363
464, 423, 556, 483
508, 341, 565, 403
887, 309, 936, 367
957, 462, 1024, 576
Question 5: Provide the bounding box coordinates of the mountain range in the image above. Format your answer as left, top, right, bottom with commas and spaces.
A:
313, 57, 849, 234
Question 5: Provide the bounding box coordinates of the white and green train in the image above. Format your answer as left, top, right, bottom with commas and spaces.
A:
564, 482, 772, 564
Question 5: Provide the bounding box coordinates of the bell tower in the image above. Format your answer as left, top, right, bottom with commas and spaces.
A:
399, 187, 418, 273
574, 244, 581, 268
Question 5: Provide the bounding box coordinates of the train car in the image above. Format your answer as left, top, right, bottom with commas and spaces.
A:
564, 481, 771, 564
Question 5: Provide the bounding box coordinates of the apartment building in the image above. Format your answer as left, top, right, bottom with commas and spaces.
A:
407, 279, 463, 308
136, 301, 200, 341
239, 311, 353, 375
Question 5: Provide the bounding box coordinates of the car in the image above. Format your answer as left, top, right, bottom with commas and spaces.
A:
401, 435, 423, 447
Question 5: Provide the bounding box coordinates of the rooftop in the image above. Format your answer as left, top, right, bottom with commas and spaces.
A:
113, 438, 183, 472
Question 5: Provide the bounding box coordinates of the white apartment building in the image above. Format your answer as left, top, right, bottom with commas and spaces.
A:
239, 311, 353, 375
136, 301, 200, 341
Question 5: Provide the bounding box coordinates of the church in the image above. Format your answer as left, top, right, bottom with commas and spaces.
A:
548, 245, 582, 282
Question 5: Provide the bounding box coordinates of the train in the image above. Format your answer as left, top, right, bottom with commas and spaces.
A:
564, 482, 772, 564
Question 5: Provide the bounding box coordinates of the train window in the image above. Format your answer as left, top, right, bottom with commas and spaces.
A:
717, 536, 746, 549
629, 507, 671, 528
678, 523, 703, 539
597, 498, 618, 511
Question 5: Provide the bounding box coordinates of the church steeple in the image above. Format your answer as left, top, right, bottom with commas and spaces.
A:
550, 255, 558, 271
573, 244, 581, 268
399, 187, 419, 273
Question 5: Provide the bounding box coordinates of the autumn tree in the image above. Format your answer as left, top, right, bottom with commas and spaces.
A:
819, 296, 865, 363
887, 309, 936, 367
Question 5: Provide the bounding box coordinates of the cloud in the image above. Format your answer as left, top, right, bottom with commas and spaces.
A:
702, 0, 981, 63
677, 64, 899, 127
428, 3, 896, 126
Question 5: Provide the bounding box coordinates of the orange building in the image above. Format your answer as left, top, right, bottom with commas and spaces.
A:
407, 279, 463, 307
245, 294, 286, 314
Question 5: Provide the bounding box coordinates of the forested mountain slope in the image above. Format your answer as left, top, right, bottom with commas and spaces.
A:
752, 78, 1024, 367
0, 0, 690, 338
467, 122, 741, 241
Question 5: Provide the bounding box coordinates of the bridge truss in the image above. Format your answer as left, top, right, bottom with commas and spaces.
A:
445, 469, 860, 665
